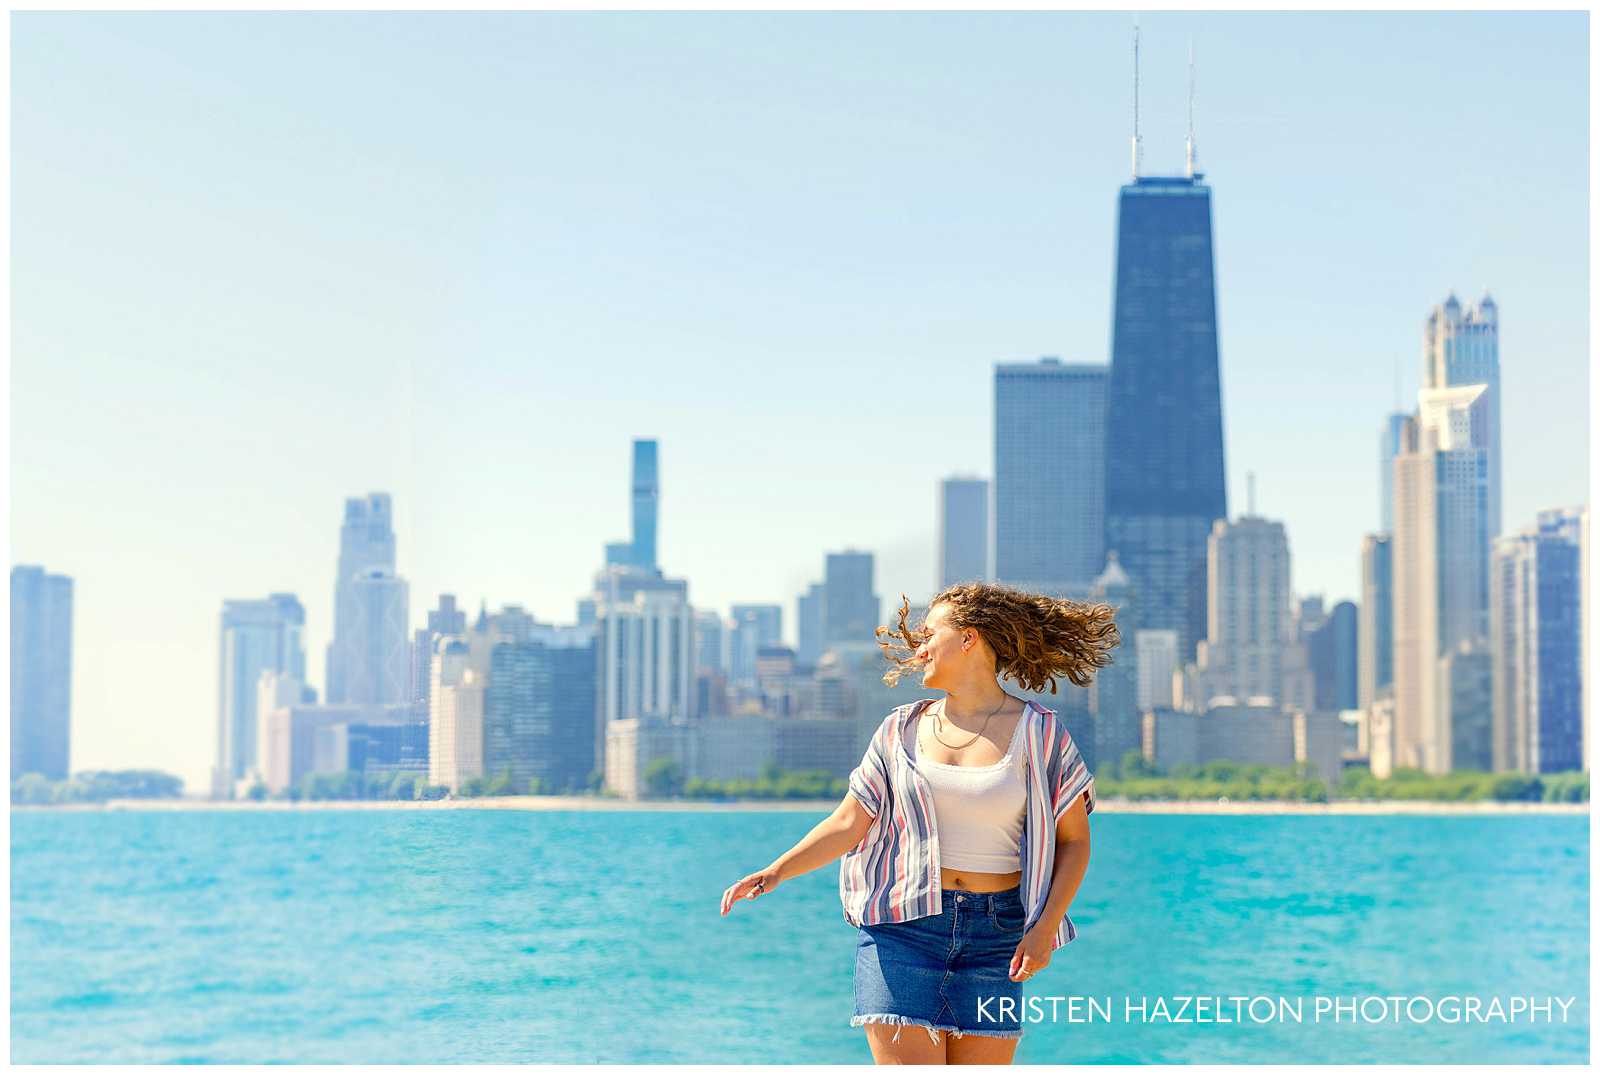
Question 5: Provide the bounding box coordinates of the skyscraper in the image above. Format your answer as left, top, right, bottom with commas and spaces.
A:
693, 609, 727, 675
938, 476, 989, 589
326, 493, 397, 704
215, 593, 306, 794
1088, 553, 1140, 774
1358, 533, 1394, 716
1391, 386, 1491, 774
1135, 629, 1179, 712
729, 603, 784, 685
1490, 507, 1586, 774
483, 628, 598, 793
1379, 413, 1410, 533
1424, 294, 1501, 539
10, 565, 73, 781
631, 438, 659, 571
1194, 515, 1290, 707
429, 638, 484, 793
343, 568, 410, 706
1104, 174, 1228, 662
796, 582, 826, 668
993, 359, 1106, 596
1307, 600, 1359, 712
411, 594, 466, 705
823, 551, 879, 647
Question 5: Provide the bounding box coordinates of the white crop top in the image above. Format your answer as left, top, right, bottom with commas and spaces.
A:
914, 709, 1027, 873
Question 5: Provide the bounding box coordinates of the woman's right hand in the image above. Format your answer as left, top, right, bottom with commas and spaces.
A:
720, 866, 780, 916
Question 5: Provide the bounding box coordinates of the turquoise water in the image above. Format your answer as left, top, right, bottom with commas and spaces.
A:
9, 809, 1589, 1064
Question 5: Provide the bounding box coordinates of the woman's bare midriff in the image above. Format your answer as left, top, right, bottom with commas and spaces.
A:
941, 867, 1022, 892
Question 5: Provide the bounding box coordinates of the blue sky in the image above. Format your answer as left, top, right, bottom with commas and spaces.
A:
10, 11, 1589, 792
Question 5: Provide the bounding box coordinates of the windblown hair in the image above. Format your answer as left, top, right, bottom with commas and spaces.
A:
874, 582, 1121, 694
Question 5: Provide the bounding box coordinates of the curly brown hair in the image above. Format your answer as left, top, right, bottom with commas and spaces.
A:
873, 582, 1121, 694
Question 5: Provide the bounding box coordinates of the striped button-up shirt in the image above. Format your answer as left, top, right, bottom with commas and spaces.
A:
840, 697, 1096, 951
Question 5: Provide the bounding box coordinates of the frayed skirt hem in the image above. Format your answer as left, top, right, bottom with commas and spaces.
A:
849, 1013, 1024, 1042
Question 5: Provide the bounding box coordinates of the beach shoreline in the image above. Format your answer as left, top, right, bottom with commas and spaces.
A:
11, 796, 1590, 815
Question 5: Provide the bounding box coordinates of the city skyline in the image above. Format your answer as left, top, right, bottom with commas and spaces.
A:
10, 12, 1588, 792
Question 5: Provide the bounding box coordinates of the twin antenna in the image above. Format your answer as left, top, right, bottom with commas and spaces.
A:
1130, 20, 1200, 180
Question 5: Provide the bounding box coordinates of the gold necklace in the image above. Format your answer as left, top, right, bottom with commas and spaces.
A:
932, 694, 1011, 750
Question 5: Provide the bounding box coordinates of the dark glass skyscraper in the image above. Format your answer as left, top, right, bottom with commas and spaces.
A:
1104, 175, 1227, 662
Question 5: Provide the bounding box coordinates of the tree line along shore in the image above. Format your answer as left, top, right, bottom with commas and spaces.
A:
11, 757, 1589, 808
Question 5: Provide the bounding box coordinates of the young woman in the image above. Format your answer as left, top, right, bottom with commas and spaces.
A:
719, 581, 1118, 1064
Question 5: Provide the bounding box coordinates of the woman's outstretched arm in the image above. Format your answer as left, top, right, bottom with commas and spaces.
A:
719, 792, 878, 916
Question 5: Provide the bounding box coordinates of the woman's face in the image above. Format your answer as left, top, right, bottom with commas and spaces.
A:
914, 602, 972, 690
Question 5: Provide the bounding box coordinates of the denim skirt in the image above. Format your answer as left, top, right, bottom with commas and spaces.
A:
850, 886, 1027, 1042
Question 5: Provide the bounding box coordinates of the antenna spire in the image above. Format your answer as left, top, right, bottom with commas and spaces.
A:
1185, 40, 1199, 178
1131, 19, 1143, 179
1247, 471, 1257, 517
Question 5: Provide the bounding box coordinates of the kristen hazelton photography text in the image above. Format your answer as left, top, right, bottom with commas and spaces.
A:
8, 7, 1591, 1068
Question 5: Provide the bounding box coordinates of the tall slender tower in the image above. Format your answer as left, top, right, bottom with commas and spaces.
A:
1103, 41, 1227, 661
326, 493, 400, 704
631, 439, 659, 571
1424, 293, 1500, 539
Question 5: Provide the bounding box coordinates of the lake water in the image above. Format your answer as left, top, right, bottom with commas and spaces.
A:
9, 809, 1589, 1064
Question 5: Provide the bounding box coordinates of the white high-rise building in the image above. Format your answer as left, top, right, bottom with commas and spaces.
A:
326, 493, 397, 704
1490, 507, 1587, 775
215, 594, 306, 797
1194, 516, 1291, 707
939, 476, 989, 588
342, 568, 410, 706
1424, 293, 1501, 539
1135, 629, 1179, 712
429, 637, 485, 792
1391, 385, 1491, 775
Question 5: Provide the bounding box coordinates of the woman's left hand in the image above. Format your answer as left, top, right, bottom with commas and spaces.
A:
1009, 926, 1053, 983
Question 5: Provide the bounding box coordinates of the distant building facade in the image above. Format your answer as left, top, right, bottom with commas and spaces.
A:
939, 476, 989, 588
215, 593, 306, 797
1490, 507, 1586, 774
1103, 175, 1228, 662
993, 358, 1106, 597
10, 565, 73, 781
1194, 516, 1291, 707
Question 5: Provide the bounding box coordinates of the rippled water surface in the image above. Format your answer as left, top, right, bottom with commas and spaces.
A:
10, 809, 1589, 1063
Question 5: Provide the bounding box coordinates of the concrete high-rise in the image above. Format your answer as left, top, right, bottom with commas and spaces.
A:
10, 566, 73, 781
1424, 294, 1501, 539
429, 638, 484, 793
1391, 385, 1491, 774
1104, 175, 1228, 661
939, 476, 989, 589
994, 359, 1106, 597
1194, 516, 1290, 707
215, 593, 306, 794
326, 493, 398, 704
1135, 629, 1179, 712
1490, 507, 1586, 774
411, 594, 466, 705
